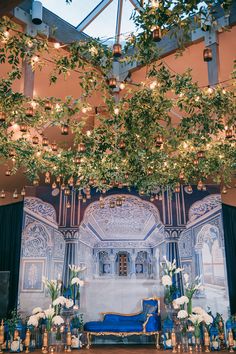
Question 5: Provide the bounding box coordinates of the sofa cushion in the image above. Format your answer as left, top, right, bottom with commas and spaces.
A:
84, 320, 144, 333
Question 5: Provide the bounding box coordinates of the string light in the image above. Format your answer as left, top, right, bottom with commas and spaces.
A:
0, 189, 5, 198
13, 189, 18, 198
21, 188, 26, 196
119, 82, 125, 90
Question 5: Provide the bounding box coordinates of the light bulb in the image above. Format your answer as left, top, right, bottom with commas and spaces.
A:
54, 42, 61, 49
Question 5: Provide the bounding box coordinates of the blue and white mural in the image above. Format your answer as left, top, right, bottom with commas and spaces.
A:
18, 186, 229, 321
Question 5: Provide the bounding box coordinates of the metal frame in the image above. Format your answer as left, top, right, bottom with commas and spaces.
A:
76, 0, 144, 42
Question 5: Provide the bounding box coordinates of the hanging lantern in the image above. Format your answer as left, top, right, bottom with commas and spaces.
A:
159, 194, 163, 201
150, 195, 155, 202
66, 200, 71, 208
45, 172, 50, 184
61, 183, 66, 190
13, 189, 18, 199
26, 107, 34, 117
197, 150, 205, 159
225, 128, 233, 139
179, 171, 185, 180
99, 201, 105, 208
52, 182, 57, 189
139, 190, 145, 196
5, 169, 11, 176
156, 135, 163, 148
51, 142, 58, 152
0, 111, 6, 123
197, 180, 203, 190
78, 143, 86, 153
87, 194, 91, 199
82, 197, 87, 203
20, 124, 27, 133
108, 77, 117, 89
64, 188, 70, 196
32, 136, 39, 145
74, 156, 81, 164
56, 176, 61, 183
174, 183, 180, 193
21, 188, 26, 196
0, 189, 5, 198
113, 43, 122, 57
187, 185, 193, 193
42, 137, 49, 146
61, 124, 69, 135
75, 178, 81, 186
193, 159, 199, 166
119, 140, 126, 149
78, 192, 83, 200
109, 200, 116, 208
68, 177, 74, 186
45, 101, 52, 111
9, 149, 16, 158
152, 26, 162, 42
33, 179, 39, 186
203, 47, 213, 62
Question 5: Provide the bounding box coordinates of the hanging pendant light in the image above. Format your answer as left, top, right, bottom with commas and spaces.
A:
33, 179, 39, 186
26, 107, 34, 117
108, 77, 117, 89
42, 137, 49, 146
45, 101, 52, 111
0, 111, 6, 123
32, 136, 39, 145
5, 169, 11, 176
156, 135, 163, 148
187, 185, 193, 193
197, 150, 205, 159
119, 140, 126, 149
203, 47, 213, 62
13, 189, 18, 199
112, 43, 122, 57
225, 128, 233, 139
152, 26, 162, 42
61, 124, 69, 135
78, 143, 86, 153
51, 142, 58, 152
20, 124, 27, 133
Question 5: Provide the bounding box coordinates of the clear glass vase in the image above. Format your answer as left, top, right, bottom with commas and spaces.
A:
181, 332, 189, 353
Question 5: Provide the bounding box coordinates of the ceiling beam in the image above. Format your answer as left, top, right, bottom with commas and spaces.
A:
76, 0, 113, 32
0, 0, 24, 16
129, 0, 144, 13
115, 0, 123, 43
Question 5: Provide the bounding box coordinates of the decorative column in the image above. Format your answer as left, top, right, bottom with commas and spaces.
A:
194, 246, 205, 297
165, 227, 184, 296
130, 251, 136, 279
60, 228, 79, 288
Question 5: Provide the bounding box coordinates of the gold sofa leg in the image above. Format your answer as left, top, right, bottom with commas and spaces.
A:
86, 333, 91, 349
155, 332, 160, 349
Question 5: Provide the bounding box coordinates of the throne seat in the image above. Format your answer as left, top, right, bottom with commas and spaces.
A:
84, 297, 161, 348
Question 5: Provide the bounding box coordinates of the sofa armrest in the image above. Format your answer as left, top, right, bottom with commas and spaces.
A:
143, 314, 161, 333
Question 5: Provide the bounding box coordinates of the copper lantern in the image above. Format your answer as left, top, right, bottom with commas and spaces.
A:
152, 26, 162, 42
113, 43, 122, 57
203, 47, 213, 62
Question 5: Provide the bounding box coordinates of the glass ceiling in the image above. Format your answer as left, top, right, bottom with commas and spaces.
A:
40, 0, 137, 44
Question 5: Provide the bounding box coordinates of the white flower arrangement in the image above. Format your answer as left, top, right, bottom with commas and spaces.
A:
44, 306, 55, 319
71, 277, 84, 286
69, 264, 86, 273
27, 315, 39, 327
53, 296, 67, 306
161, 274, 172, 286
52, 315, 64, 326
32, 307, 42, 315
36, 312, 45, 320
177, 310, 188, 319
192, 306, 205, 315
189, 313, 203, 325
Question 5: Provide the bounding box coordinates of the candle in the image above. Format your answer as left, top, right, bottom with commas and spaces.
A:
171, 330, 176, 347
204, 331, 210, 346
25, 329, 31, 347
43, 331, 48, 347
66, 332, 72, 346
228, 330, 234, 347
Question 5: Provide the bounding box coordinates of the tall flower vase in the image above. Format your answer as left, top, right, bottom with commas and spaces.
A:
181, 332, 189, 353
194, 325, 201, 351
187, 297, 192, 315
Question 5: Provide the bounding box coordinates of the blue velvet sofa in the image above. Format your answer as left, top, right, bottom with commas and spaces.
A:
84, 297, 161, 348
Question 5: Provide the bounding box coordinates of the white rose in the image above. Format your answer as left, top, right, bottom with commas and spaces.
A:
32, 307, 42, 315
27, 315, 39, 327
189, 314, 203, 325
52, 315, 64, 326
162, 275, 172, 286
177, 310, 188, 319
203, 313, 213, 325
71, 277, 84, 286
175, 267, 184, 274
172, 300, 180, 310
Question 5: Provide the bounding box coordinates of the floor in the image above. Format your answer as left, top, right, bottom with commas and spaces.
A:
83, 346, 158, 352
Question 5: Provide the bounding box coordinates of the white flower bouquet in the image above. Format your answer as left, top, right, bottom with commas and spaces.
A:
161, 257, 184, 305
